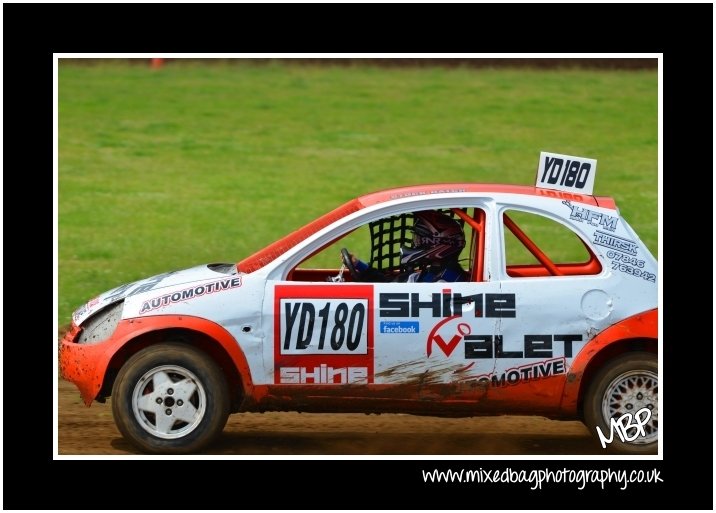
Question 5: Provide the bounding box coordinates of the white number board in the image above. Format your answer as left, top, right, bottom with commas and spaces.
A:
536, 151, 597, 195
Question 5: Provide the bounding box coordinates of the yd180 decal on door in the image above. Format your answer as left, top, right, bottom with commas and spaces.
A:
280, 299, 368, 355
274, 285, 375, 385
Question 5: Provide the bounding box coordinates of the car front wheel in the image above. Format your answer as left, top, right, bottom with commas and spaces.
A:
583, 351, 658, 454
111, 342, 230, 454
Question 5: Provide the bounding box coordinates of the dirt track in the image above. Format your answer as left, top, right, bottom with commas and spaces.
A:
58, 379, 604, 456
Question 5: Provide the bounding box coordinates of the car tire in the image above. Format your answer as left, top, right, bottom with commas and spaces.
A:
111, 342, 230, 454
583, 351, 658, 454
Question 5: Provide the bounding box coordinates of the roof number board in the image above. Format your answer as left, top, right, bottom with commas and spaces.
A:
536, 151, 597, 195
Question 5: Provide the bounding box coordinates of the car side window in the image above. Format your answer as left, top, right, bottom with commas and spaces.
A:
298, 224, 371, 271
289, 207, 486, 283
502, 209, 602, 278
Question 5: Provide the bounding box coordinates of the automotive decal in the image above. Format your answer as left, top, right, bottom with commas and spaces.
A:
274, 284, 374, 384
536, 151, 597, 195
562, 200, 618, 231
471, 357, 567, 387
138, 277, 242, 314
593, 231, 639, 255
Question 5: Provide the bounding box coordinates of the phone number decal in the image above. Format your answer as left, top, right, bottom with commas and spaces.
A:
607, 251, 655, 282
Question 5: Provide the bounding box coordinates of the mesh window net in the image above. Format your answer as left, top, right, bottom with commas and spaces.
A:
367, 209, 465, 272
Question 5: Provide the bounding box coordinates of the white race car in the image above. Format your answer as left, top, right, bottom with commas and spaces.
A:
60, 152, 658, 454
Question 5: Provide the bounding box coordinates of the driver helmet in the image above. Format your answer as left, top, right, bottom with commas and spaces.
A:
400, 210, 465, 266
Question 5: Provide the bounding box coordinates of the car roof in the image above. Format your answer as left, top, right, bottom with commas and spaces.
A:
358, 183, 615, 209
238, 183, 616, 273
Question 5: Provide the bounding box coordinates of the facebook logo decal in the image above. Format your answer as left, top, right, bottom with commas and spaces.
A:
380, 321, 419, 334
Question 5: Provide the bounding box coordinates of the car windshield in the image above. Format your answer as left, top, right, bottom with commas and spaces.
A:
238, 198, 363, 273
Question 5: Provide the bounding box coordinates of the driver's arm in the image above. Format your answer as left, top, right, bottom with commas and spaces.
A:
350, 254, 369, 273
346, 254, 389, 283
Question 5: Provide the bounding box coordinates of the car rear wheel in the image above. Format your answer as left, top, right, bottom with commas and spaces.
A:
111, 342, 230, 454
583, 351, 658, 454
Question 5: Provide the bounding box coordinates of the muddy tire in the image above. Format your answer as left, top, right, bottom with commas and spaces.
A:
111, 342, 230, 454
583, 352, 657, 454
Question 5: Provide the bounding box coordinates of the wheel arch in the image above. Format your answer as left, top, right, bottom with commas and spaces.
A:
559, 309, 658, 416
574, 337, 657, 419
98, 317, 254, 413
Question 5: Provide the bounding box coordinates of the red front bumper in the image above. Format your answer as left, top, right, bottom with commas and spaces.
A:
59, 322, 115, 405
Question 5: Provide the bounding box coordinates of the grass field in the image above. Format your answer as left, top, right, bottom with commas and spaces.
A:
58, 61, 657, 324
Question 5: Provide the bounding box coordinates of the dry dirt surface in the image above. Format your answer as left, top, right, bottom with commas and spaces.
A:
58, 379, 604, 456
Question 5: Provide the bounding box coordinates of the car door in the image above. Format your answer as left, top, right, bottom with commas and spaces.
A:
262, 270, 508, 401
260, 203, 502, 405
371, 279, 508, 402
479, 203, 613, 407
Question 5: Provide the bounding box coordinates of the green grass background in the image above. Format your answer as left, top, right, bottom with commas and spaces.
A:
58, 61, 658, 324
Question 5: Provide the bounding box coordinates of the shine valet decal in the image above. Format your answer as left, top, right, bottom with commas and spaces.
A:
274, 284, 374, 384
417, 289, 583, 387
